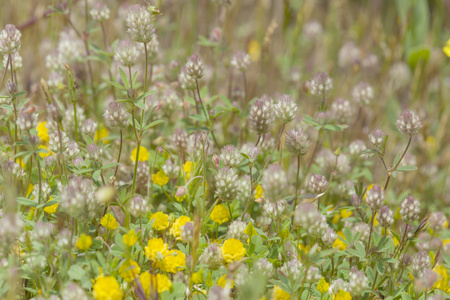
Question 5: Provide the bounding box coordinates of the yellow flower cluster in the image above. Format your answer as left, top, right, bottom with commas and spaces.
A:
93, 276, 123, 300
210, 204, 230, 224
152, 170, 169, 186
76, 234, 92, 251
221, 238, 246, 263
272, 285, 290, 300
118, 259, 140, 282
170, 215, 191, 240
150, 211, 169, 230
162, 249, 186, 273
140, 272, 172, 296
130, 146, 149, 162
100, 213, 118, 230
144, 237, 168, 262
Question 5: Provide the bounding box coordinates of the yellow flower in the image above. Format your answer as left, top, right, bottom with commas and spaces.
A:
184, 161, 193, 179
150, 212, 169, 231
170, 216, 191, 240
333, 290, 352, 300
332, 214, 340, 224
298, 243, 311, 254
76, 234, 92, 251
38, 145, 51, 158
118, 259, 140, 282
272, 286, 290, 300
433, 264, 450, 292
210, 204, 230, 225
152, 170, 169, 186
217, 274, 234, 288
163, 249, 186, 273
130, 146, 149, 162
16, 158, 26, 169
95, 127, 109, 144
363, 184, 374, 200
248, 40, 261, 62
36, 121, 49, 143
140, 272, 172, 295
333, 231, 347, 251
144, 238, 168, 262
255, 185, 264, 199
245, 222, 257, 238
317, 277, 330, 293
443, 39, 450, 57
340, 209, 352, 219
100, 213, 119, 230
44, 197, 58, 214
191, 269, 204, 284
221, 238, 246, 263
123, 229, 138, 247
93, 276, 123, 300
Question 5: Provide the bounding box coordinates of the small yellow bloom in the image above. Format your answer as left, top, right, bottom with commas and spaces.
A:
170, 216, 191, 240
44, 197, 58, 214
76, 234, 92, 251
118, 259, 140, 282
38, 145, 51, 158
152, 170, 169, 186
340, 209, 352, 219
255, 185, 264, 199
130, 146, 149, 162
333, 290, 352, 300
100, 213, 119, 230
221, 238, 246, 263
163, 249, 186, 273
272, 285, 290, 300
248, 40, 261, 62
16, 158, 26, 169
443, 39, 450, 57
298, 243, 311, 254
433, 264, 450, 292
245, 222, 257, 238
150, 211, 170, 231
210, 204, 230, 225
363, 184, 374, 200
140, 272, 172, 295
123, 229, 138, 247
191, 269, 204, 284
144, 238, 168, 262
184, 161, 193, 179
317, 277, 330, 293
95, 127, 109, 144
332, 214, 340, 224
333, 231, 347, 251
36, 121, 49, 143
93, 276, 123, 300
217, 274, 234, 288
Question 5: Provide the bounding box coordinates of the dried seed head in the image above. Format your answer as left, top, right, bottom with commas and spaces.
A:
249, 95, 273, 135
309, 72, 333, 96
114, 40, 139, 67
274, 94, 297, 123
396, 110, 422, 136
400, 195, 421, 223
0, 24, 21, 55
185, 54, 204, 79
230, 51, 251, 71
285, 127, 310, 156
126, 5, 154, 43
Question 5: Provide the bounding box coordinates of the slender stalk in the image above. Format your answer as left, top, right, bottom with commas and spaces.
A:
195, 79, 220, 149
366, 212, 376, 253
242, 71, 247, 104
73, 101, 78, 142
114, 130, 123, 178
141, 43, 149, 123
129, 66, 141, 194
294, 155, 301, 209
383, 136, 412, 191
100, 22, 116, 99
240, 164, 253, 221
300, 128, 323, 189
0, 55, 10, 90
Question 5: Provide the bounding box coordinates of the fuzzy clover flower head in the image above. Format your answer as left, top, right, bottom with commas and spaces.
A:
365, 184, 384, 211
254, 258, 274, 278
338, 41, 361, 68
185, 54, 204, 79
352, 82, 374, 105
274, 94, 297, 123
128, 194, 150, 218
180, 221, 195, 242
303, 20, 323, 40
280, 259, 302, 281
17, 108, 38, 131
126, 5, 154, 43
230, 51, 251, 71
330, 98, 354, 124
104, 101, 130, 129
348, 268, 368, 296
262, 164, 288, 202
178, 66, 196, 90
262, 199, 286, 220
284, 127, 310, 156
414, 269, 438, 292
65, 140, 80, 159
87, 143, 100, 161
3, 52, 22, 70
49, 130, 69, 153
308, 174, 328, 194
0, 24, 21, 55
0, 213, 23, 249
211, 204, 230, 225
81, 119, 98, 137
304, 266, 322, 283
400, 195, 421, 223
329, 278, 349, 295
219, 145, 242, 167
352, 223, 370, 243
368, 128, 385, 148
226, 220, 248, 242
349, 139, 367, 156
199, 243, 223, 270
396, 109, 422, 136
309, 72, 333, 96
411, 251, 431, 278
249, 95, 273, 135
322, 227, 338, 246
170, 215, 191, 240
215, 167, 240, 201
92, 276, 123, 300
61, 283, 88, 300
90, 1, 110, 22
294, 202, 320, 228
428, 212, 447, 232
377, 205, 394, 228
113, 40, 139, 67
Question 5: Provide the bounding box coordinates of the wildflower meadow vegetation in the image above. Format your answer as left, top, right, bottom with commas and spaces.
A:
1, 0, 450, 299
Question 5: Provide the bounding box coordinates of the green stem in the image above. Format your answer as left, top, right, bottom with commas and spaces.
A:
73, 101, 78, 142
114, 130, 123, 178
